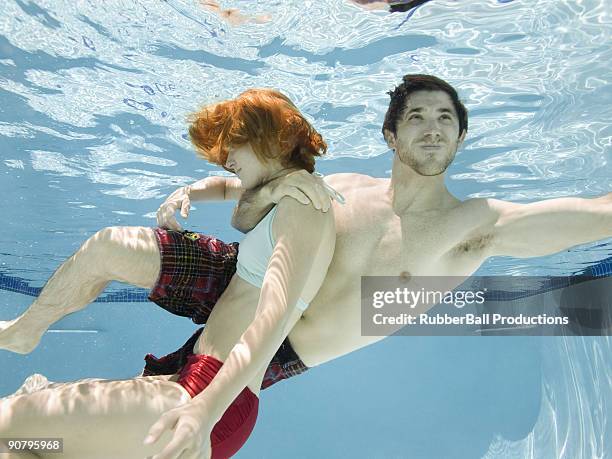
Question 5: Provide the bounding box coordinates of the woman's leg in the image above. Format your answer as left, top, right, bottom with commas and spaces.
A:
0, 374, 212, 459
0, 226, 161, 354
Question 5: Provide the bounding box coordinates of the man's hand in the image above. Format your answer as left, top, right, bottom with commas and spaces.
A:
267, 170, 339, 212
156, 186, 193, 231
144, 401, 213, 459
232, 170, 344, 233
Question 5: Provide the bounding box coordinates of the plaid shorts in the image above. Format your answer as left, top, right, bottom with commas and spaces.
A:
145, 228, 309, 390
148, 228, 239, 324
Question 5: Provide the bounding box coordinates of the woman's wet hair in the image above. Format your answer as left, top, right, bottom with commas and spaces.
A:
382, 74, 468, 138
188, 88, 327, 173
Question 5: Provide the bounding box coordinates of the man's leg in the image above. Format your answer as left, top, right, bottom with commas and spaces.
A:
0, 374, 195, 459
0, 227, 161, 354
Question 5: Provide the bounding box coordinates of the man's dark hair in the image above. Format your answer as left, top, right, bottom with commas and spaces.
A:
382, 74, 468, 139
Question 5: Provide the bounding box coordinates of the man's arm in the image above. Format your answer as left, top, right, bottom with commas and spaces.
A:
186, 176, 243, 201
231, 170, 333, 233
156, 176, 243, 231
230, 184, 276, 233
488, 193, 612, 258
159, 171, 332, 232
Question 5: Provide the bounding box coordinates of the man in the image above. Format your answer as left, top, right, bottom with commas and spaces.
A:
2, 73, 611, 360
1, 75, 610, 457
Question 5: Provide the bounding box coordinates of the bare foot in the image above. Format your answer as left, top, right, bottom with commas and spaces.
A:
254, 14, 272, 24
351, 0, 390, 11
0, 319, 42, 354
200, 0, 270, 26
10, 374, 51, 397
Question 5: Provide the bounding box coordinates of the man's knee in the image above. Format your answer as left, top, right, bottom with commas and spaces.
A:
83, 226, 160, 286
74, 227, 122, 271
81, 226, 120, 254
85, 226, 156, 257
89, 226, 131, 248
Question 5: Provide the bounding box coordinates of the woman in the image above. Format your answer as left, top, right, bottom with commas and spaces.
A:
0, 89, 336, 459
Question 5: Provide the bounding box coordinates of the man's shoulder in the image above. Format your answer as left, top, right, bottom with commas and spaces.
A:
465, 197, 518, 215
460, 197, 504, 211
325, 172, 388, 188
455, 197, 512, 228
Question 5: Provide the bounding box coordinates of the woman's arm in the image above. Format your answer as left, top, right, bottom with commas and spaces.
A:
197, 197, 335, 418
145, 199, 335, 458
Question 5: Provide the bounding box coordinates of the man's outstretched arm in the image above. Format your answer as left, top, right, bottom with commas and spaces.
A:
487, 193, 612, 258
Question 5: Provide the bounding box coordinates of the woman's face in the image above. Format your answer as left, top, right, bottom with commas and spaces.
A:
225, 143, 279, 189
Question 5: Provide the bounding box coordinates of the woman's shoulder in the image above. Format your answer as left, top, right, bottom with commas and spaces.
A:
272, 197, 335, 238
275, 196, 335, 222
272, 197, 336, 271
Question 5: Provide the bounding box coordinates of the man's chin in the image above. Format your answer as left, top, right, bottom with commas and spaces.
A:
409, 155, 453, 176
413, 167, 447, 177
401, 157, 449, 176
397, 150, 452, 174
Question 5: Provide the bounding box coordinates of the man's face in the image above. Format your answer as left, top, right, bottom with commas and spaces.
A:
386, 90, 465, 176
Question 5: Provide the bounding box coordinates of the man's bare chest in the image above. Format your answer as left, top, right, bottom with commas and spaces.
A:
336, 212, 491, 278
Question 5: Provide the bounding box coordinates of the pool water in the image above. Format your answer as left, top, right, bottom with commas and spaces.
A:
0, 0, 610, 457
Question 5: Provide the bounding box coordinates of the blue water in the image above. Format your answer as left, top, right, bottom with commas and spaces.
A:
0, 0, 611, 457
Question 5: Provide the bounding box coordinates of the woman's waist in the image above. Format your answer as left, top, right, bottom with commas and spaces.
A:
196, 276, 298, 354
202, 277, 261, 346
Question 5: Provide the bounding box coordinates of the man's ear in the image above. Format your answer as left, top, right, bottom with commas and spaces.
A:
457, 130, 466, 148
383, 129, 396, 150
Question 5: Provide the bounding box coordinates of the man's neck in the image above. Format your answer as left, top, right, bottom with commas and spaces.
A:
389, 154, 459, 216
261, 166, 301, 186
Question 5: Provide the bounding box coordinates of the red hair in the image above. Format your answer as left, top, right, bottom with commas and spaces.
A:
188, 88, 327, 173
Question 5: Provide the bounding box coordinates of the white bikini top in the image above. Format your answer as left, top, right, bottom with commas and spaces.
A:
236, 206, 310, 311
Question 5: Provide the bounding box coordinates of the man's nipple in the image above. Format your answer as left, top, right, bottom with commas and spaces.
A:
399, 271, 412, 282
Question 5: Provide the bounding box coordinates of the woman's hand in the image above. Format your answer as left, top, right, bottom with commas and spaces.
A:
144, 401, 213, 459
156, 185, 192, 231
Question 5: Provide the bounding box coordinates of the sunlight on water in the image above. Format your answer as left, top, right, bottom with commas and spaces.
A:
0, 0, 610, 457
